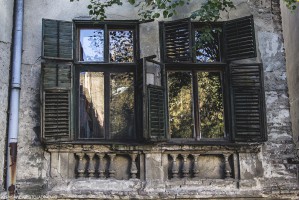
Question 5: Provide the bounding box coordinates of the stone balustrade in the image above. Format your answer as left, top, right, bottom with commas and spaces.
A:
167, 152, 234, 180
75, 152, 140, 180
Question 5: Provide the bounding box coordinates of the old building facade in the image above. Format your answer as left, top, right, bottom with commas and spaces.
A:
1, 0, 299, 199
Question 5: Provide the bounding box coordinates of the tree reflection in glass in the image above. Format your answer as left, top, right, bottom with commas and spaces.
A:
80, 29, 104, 61
79, 72, 105, 138
110, 72, 134, 140
109, 30, 134, 63
195, 29, 220, 62
167, 71, 194, 138
198, 71, 224, 138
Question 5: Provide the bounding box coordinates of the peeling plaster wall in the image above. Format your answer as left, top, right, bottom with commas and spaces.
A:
0, 0, 297, 199
0, 0, 14, 192
281, 2, 299, 148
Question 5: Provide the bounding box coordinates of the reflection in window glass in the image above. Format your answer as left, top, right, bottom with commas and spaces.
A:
79, 72, 105, 138
109, 30, 134, 63
198, 72, 224, 138
168, 71, 194, 138
110, 73, 134, 139
80, 29, 104, 61
195, 29, 220, 62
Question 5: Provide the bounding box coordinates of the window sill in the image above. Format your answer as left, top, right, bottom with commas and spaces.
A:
44, 141, 262, 153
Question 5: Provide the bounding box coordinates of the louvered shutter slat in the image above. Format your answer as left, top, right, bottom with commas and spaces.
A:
43, 90, 70, 140
148, 85, 166, 139
162, 19, 191, 63
224, 15, 256, 61
41, 63, 72, 143
230, 63, 267, 142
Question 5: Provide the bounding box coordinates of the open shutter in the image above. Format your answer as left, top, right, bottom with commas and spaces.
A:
160, 18, 192, 63
42, 19, 73, 60
224, 15, 256, 61
138, 56, 167, 141
230, 63, 267, 142
41, 62, 72, 142
147, 85, 167, 140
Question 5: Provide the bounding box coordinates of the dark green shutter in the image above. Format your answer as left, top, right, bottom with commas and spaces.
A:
139, 57, 167, 141
230, 63, 267, 142
42, 63, 71, 89
41, 63, 72, 142
161, 18, 192, 63
148, 85, 166, 140
224, 15, 256, 61
42, 19, 73, 60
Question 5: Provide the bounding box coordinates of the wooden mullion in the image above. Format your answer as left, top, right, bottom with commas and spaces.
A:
104, 72, 110, 139
104, 24, 109, 62
57, 21, 60, 58
192, 71, 200, 140
55, 64, 59, 87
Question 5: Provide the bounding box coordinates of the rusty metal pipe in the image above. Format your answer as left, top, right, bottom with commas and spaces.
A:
6, 0, 24, 198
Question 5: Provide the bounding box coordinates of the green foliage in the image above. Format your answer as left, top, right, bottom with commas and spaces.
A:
191, 0, 235, 21
70, 0, 235, 21
71, 0, 298, 21
132, 0, 191, 20
167, 71, 224, 139
283, 0, 298, 10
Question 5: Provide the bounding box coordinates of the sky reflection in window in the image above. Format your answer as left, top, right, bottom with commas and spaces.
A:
80, 29, 104, 61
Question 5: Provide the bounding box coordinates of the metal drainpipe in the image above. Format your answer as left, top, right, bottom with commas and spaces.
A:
6, 0, 24, 198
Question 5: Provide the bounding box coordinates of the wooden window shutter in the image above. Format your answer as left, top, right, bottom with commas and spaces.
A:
42, 19, 73, 60
161, 18, 192, 63
229, 63, 267, 142
147, 85, 167, 140
139, 57, 167, 141
224, 15, 256, 61
41, 62, 72, 142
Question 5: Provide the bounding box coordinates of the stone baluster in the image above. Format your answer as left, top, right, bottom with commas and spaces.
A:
87, 153, 95, 178
193, 154, 200, 179
130, 153, 138, 179
171, 154, 179, 179
182, 154, 189, 178
224, 154, 232, 179
108, 153, 116, 178
96, 153, 105, 179
76, 153, 85, 177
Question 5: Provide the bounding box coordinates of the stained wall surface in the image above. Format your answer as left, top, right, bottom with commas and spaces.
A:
0, 0, 14, 192
281, 2, 299, 148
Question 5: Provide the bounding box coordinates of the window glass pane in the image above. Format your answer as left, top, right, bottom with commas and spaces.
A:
168, 71, 194, 138
80, 29, 104, 61
110, 72, 134, 139
109, 30, 134, 63
195, 29, 221, 62
79, 72, 105, 138
198, 71, 224, 138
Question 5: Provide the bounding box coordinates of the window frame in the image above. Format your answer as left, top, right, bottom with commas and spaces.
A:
165, 63, 231, 142
160, 21, 232, 143
73, 20, 140, 142
41, 16, 266, 144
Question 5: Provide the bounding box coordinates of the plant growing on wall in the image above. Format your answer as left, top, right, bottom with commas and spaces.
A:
70, 0, 235, 21
70, 0, 298, 21
283, 0, 299, 10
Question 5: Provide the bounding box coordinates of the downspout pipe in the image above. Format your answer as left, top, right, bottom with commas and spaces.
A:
6, 0, 24, 198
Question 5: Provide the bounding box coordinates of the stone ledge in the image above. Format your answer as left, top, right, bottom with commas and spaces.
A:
45, 143, 262, 154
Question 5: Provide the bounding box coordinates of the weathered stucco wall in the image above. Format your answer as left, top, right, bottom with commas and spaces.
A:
0, 0, 14, 192
0, 0, 298, 199
281, 2, 299, 148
